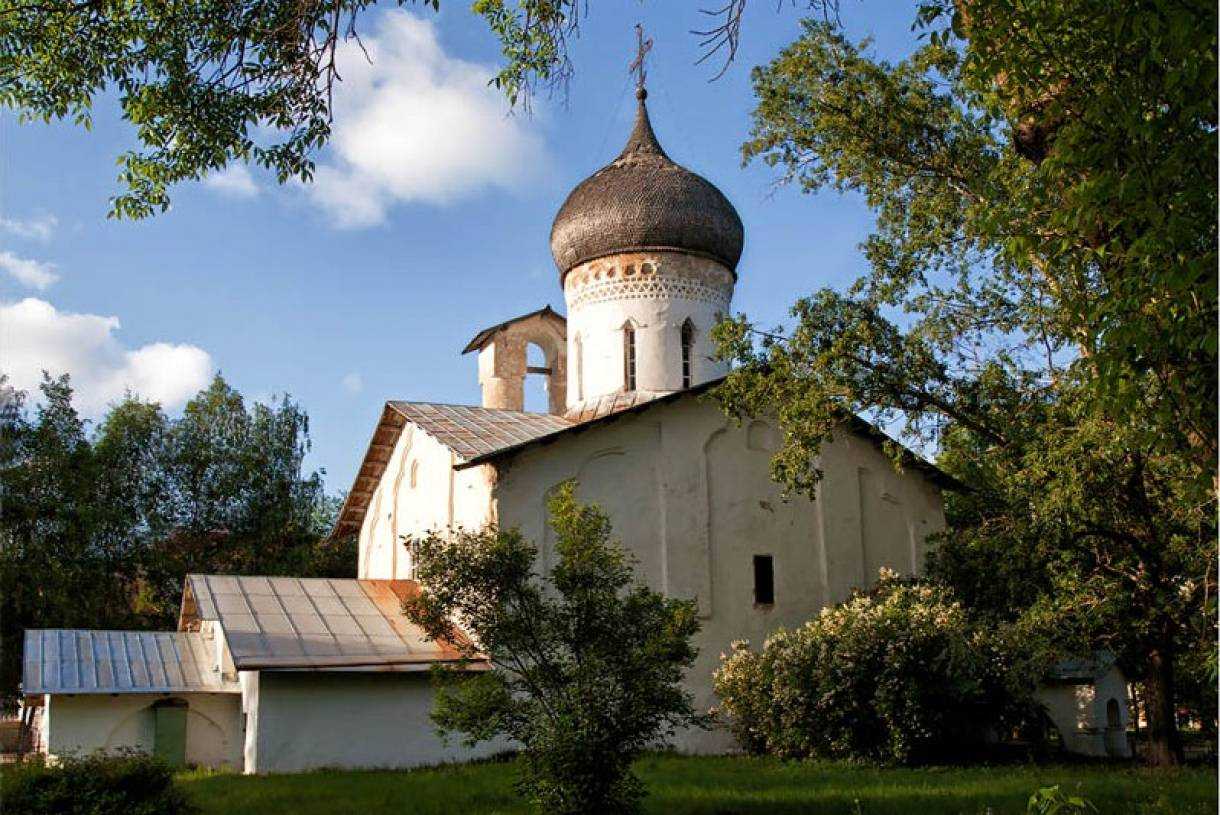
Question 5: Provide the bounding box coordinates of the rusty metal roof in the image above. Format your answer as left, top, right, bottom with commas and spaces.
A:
562, 390, 669, 424
331, 401, 576, 539
550, 91, 744, 279
180, 575, 478, 670
388, 402, 573, 461
331, 403, 407, 539
23, 629, 239, 695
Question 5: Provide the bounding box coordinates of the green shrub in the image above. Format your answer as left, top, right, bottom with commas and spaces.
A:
404, 483, 704, 814
1027, 785, 1097, 814
2, 751, 197, 815
713, 571, 1037, 764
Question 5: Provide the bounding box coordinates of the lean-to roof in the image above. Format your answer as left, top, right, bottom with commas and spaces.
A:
180, 575, 478, 671
23, 629, 239, 695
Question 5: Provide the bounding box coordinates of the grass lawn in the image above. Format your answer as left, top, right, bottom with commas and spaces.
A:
180, 754, 1218, 815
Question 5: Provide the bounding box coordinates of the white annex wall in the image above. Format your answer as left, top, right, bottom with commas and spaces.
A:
42, 693, 243, 768
243, 670, 507, 773
359, 424, 495, 579
1036, 666, 1132, 758
491, 395, 946, 753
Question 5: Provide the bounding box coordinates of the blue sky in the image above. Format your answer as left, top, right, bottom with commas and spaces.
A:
0, 1, 922, 494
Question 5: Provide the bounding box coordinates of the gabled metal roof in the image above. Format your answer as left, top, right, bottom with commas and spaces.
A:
23, 630, 238, 695
331, 401, 575, 539
388, 402, 573, 461
180, 575, 479, 671
455, 379, 964, 491
331, 402, 408, 539
333, 382, 963, 538
561, 389, 669, 424
461, 305, 566, 355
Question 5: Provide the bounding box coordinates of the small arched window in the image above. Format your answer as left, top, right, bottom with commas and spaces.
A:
623, 324, 637, 391
680, 319, 695, 388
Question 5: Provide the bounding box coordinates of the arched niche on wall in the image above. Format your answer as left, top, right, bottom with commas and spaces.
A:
572, 446, 661, 591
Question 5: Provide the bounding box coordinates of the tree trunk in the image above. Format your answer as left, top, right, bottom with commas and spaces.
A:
1142, 645, 1184, 766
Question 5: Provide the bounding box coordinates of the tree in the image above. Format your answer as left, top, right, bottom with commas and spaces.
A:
713, 2, 1215, 765
0, 373, 350, 708
0, 0, 833, 217
0, 376, 144, 710
142, 375, 345, 618
403, 482, 702, 814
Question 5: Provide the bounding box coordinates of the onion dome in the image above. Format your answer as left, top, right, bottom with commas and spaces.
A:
550, 89, 744, 281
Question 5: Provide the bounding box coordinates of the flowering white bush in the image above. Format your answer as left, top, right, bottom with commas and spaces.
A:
713, 570, 1036, 764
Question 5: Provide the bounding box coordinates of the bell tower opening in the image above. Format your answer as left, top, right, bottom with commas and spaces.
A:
524, 343, 550, 412
462, 306, 567, 415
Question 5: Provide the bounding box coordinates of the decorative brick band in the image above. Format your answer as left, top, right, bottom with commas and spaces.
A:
564, 252, 734, 309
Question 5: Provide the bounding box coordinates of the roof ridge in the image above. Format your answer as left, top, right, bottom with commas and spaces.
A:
388, 400, 571, 419
25, 627, 189, 634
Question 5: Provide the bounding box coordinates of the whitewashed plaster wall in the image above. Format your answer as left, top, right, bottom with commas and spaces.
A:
490, 395, 946, 753
359, 424, 495, 580
242, 670, 507, 773
42, 692, 243, 768
197, 619, 236, 679
1036, 666, 1131, 758
563, 251, 732, 409
476, 312, 567, 413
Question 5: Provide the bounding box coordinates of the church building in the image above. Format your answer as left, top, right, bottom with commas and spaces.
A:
23, 84, 999, 773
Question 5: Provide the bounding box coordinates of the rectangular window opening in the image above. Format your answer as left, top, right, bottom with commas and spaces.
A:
753, 555, 774, 606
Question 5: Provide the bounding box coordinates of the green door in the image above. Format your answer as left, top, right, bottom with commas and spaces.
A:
152, 699, 188, 767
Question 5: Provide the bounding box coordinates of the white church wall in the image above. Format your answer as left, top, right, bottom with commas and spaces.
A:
563, 252, 732, 408
243, 670, 507, 773
491, 395, 946, 753
42, 692, 242, 768
359, 424, 495, 579
814, 427, 946, 604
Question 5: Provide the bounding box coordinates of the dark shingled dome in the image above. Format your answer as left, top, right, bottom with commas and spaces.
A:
550, 90, 744, 280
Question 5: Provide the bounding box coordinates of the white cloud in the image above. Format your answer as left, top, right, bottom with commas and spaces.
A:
0, 213, 57, 241
309, 12, 550, 228
204, 164, 260, 198
0, 251, 59, 290
341, 372, 364, 394
0, 298, 214, 415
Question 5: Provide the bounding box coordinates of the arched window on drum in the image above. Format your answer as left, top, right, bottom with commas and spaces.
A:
680, 319, 695, 388
622, 322, 637, 391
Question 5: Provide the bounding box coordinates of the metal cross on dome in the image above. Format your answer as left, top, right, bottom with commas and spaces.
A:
629, 23, 653, 92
